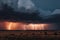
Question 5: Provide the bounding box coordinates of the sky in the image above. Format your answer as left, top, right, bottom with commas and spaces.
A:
0, 0, 60, 18
32, 0, 60, 11
0, 0, 60, 30
17, 0, 51, 17
18, 0, 35, 9
1, 0, 60, 12
30, 0, 60, 18
17, 0, 60, 17
1, 0, 60, 15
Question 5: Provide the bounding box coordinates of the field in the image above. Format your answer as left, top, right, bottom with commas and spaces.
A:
0, 30, 60, 40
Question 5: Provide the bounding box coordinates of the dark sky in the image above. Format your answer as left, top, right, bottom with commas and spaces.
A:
32, 0, 60, 11
0, 0, 60, 30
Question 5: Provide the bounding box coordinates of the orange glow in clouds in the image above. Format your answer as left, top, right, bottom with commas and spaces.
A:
4, 22, 49, 30
5, 22, 26, 30
26, 24, 48, 30
5, 22, 17, 30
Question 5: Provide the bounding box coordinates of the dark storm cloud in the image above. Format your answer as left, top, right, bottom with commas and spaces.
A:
0, 4, 42, 23
32, 0, 60, 11
32, 0, 60, 18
